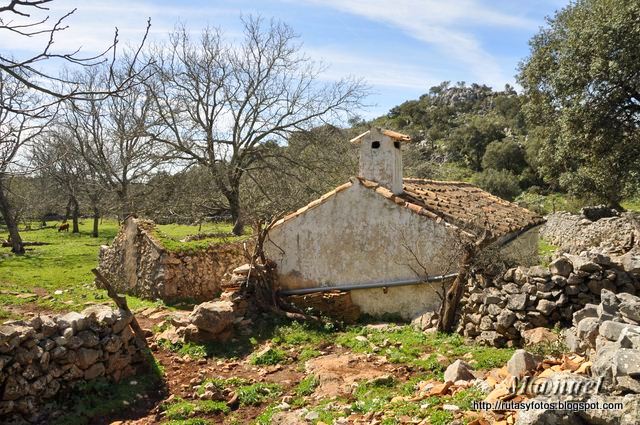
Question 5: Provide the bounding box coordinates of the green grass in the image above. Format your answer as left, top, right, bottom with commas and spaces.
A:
621, 197, 640, 212
0, 220, 158, 316
162, 398, 230, 420
295, 375, 319, 397
538, 238, 558, 265
250, 346, 287, 365
151, 222, 249, 253
0, 219, 245, 319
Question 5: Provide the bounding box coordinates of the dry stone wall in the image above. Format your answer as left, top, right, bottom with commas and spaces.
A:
0, 305, 144, 420
98, 217, 250, 303
541, 211, 639, 254
458, 251, 640, 347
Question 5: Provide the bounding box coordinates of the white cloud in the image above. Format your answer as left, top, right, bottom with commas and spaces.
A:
295, 0, 534, 87
307, 47, 439, 91
0, 0, 240, 56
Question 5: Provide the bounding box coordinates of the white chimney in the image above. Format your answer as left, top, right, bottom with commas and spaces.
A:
350, 128, 409, 195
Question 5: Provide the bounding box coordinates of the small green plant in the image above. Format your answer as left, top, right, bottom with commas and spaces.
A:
166, 419, 213, 425
295, 375, 319, 397
250, 347, 286, 365
429, 410, 454, 425
253, 404, 280, 425
162, 398, 229, 420
237, 383, 283, 406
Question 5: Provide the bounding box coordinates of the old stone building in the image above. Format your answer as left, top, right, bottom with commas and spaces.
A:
266, 128, 544, 319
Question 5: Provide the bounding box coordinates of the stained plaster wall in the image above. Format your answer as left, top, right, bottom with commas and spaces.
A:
265, 181, 464, 319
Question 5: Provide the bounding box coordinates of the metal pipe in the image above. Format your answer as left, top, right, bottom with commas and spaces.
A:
278, 272, 458, 296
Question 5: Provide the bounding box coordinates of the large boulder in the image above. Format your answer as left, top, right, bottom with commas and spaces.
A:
188, 300, 236, 336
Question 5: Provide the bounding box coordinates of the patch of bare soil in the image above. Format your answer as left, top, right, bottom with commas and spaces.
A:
305, 353, 395, 398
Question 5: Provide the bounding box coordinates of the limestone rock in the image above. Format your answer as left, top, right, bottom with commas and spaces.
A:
522, 327, 559, 346
536, 299, 555, 316
189, 300, 236, 336
444, 360, 475, 383
506, 350, 538, 377
549, 257, 573, 277
507, 294, 527, 311
564, 254, 602, 273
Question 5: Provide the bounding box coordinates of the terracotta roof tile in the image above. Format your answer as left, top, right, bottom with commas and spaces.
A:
396, 178, 544, 240
381, 129, 412, 141
272, 177, 544, 242
350, 128, 412, 144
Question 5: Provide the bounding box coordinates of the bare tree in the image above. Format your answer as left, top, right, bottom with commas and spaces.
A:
0, 69, 47, 253
32, 129, 101, 234
0, 0, 152, 117
62, 62, 162, 220
148, 17, 368, 235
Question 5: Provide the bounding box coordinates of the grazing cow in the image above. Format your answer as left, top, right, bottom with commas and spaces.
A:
58, 223, 69, 232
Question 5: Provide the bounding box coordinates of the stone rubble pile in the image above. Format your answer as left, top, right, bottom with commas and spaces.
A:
0, 305, 144, 419
541, 211, 639, 254
159, 264, 255, 344
459, 251, 640, 347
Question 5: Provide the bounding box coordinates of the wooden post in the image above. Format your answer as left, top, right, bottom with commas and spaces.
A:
91, 268, 148, 349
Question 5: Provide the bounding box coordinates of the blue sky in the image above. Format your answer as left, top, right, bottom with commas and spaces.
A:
2, 0, 569, 118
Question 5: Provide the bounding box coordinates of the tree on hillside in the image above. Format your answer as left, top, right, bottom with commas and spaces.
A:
519, 0, 640, 208
448, 115, 506, 171
147, 17, 368, 235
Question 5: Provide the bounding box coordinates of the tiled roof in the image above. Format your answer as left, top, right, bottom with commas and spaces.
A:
398, 178, 544, 240
272, 177, 544, 241
350, 129, 412, 144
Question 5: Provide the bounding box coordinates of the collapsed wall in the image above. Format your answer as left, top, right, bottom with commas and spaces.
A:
458, 251, 640, 347
0, 306, 144, 420
98, 217, 250, 303
541, 211, 639, 254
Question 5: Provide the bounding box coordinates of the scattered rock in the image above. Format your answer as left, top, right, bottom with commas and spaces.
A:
506, 350, 538, 377
444, 360, 475, 383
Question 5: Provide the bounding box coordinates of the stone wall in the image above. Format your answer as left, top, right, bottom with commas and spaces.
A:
0, 305, 144, 420
516, 290, 640, 425
458, 251, 640, 347
98, 217, 250, 303
566, 289, 640, 393
541, 211, 639, 254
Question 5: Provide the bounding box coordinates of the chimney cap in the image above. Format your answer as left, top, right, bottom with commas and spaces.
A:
349, 128, 412, 145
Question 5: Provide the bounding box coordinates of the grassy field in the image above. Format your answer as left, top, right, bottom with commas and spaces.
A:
0, 219, 240, 319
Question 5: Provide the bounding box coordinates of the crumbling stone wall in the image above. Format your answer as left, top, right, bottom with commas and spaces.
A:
541, 211, 639, 254
458, 251, 640, 347
0, 305, 144, 420
98, 217, 250, 303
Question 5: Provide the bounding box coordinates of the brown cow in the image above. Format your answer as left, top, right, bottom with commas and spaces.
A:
58, 223, 70, 232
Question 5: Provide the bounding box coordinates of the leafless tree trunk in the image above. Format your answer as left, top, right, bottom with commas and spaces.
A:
437, 231, 492, 332
0, 70, 49, 254
0, 177, 23, 253
148, 17, 367, 235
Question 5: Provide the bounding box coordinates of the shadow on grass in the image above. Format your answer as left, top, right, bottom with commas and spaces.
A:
49, 351, 166, 425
